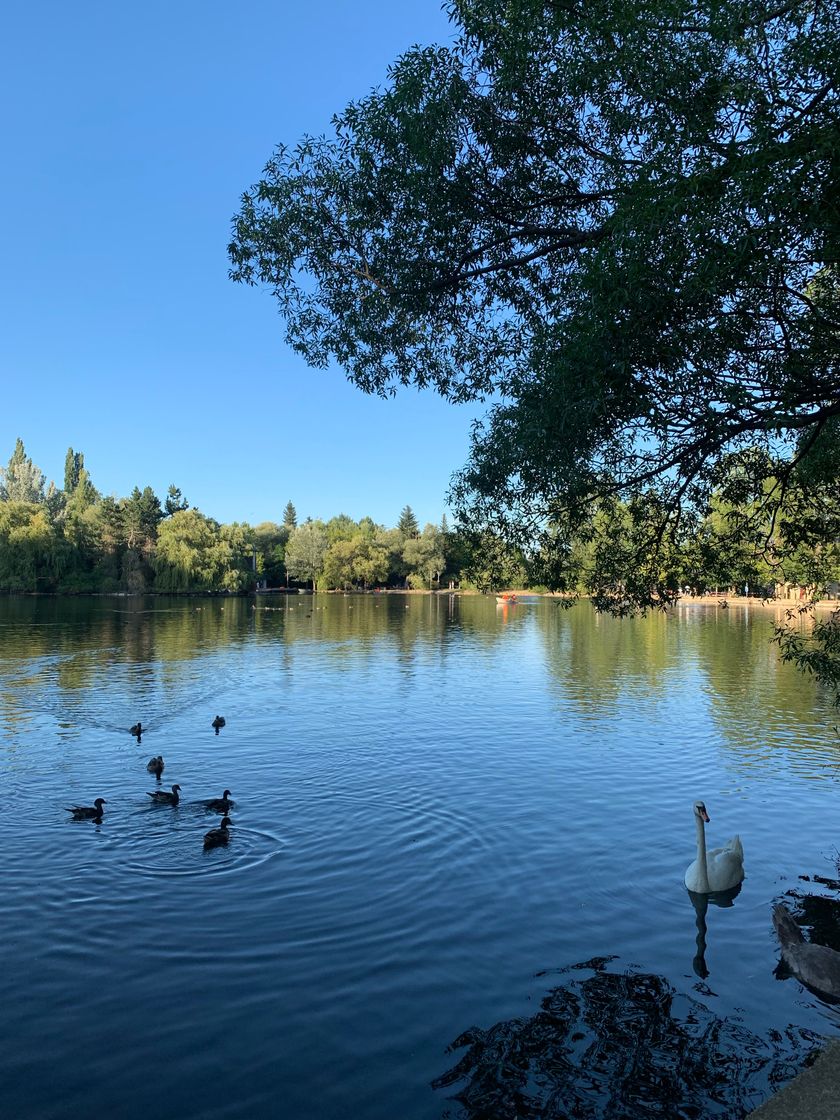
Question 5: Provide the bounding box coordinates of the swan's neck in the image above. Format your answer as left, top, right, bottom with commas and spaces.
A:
694, 813, 710, 892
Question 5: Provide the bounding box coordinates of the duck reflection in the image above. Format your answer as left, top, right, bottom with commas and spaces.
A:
687, 882, 742, 979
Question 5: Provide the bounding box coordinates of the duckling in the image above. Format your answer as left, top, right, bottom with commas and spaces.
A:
773, 903, 840, 998
203, 816, 232, 849
201, 789, 234, 813
130, 722, 143, 738
211, 715, 226, 733
146, 756, 164, 778
67, 798, 106, 820
147, 783, 181, 806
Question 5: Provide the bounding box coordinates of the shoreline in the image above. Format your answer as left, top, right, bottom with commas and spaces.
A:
1, 587, 838, 610
672, 595, 839, 610
473, 590, 840, 611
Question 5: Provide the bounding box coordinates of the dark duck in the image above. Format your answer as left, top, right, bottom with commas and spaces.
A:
67, 798, 106, 820
202, 789, 234, 813
203, 816, 232, 849
147, 784, 181, 806
212, 715, 226, 733
774, 903, 840, 999
146, 756, 164, 778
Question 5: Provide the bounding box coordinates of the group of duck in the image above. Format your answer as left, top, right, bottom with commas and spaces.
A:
65, 715, 235, 849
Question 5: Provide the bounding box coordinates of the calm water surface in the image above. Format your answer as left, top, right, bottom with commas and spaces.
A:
2, 595, 839, 1119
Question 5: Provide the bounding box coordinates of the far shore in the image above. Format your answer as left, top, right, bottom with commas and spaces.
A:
2, 588, 838, 611
436, 589, 840, 611
671, 594, 839, 610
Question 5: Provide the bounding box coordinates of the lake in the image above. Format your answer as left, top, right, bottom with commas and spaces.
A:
2, 594, 839, 1119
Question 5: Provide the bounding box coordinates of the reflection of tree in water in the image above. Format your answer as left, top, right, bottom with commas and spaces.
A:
688, 605, 832, 754
538, 604, 676, 716
0, 597, 255, 735
433, 959, 820, 1120
790, 889, 840, 953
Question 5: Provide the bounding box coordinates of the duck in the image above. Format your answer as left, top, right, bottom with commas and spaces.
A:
203, 816, 232, 849
212, 715, 226, 732
147, 783, 181, 806
67, 798, 106, 820
773, 903, 840, 998
130, 722, 143, 738
146, 756, 164, 778
684, 800, 744, 893
201, 789, 234, 813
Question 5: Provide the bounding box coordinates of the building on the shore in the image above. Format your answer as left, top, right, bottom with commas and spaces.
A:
773, 581, 840, 601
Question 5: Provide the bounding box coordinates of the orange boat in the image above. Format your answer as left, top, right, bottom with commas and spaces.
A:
495, 593, 517, 604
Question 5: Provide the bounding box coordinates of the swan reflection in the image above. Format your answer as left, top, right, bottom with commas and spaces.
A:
687, 883, 742, 979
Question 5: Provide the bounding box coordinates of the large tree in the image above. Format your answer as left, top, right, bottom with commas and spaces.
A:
122, 486, 163, 552
230, 0, 840, 684
403, 523, 447, 589
284, 520, 328, 590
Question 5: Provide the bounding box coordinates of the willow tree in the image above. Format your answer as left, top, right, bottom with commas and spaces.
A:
230, 0, 840, 688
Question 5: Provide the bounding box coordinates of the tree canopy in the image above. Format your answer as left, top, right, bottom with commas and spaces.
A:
229, 0, 840, 606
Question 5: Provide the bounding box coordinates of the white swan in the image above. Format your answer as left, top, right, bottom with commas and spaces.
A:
684, 800, 744, 893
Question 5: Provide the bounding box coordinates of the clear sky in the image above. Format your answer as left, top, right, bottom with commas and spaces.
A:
1, 0, 482, 529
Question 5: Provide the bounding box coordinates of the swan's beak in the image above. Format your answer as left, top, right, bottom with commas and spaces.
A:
700, 807, 710, 822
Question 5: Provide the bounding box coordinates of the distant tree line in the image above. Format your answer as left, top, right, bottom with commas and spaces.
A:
0, 439, 502, 594
0, 438, 837, 598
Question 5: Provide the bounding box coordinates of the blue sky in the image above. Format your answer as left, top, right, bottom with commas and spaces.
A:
1, 0, 482, 529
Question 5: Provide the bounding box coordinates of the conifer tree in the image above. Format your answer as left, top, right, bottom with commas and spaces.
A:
0, 438, 45, 503
283, 500, 297, 528
398, 505, 419, 538
165, 484, 189, 516
64, 448, 83, 493
123, 486, 163, 550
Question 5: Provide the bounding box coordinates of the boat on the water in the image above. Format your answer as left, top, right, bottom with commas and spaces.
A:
496, 593, 517, 604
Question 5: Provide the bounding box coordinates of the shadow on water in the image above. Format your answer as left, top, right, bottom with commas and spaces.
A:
687, 884, 742, 979
432, 958, 821, 1120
